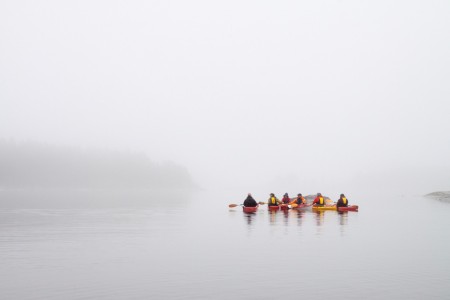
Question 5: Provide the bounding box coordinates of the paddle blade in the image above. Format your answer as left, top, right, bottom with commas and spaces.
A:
228, 204, 239, 208
258, 202, 267, 205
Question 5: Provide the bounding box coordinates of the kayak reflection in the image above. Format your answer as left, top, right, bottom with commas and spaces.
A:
266, 206, 311, 227
234, 204, 355, 228
338, 211, 348, 226
244, 213, 255, 226
268, 210, 278, 225
314, 210, 325, 226
295, 210, 306, 227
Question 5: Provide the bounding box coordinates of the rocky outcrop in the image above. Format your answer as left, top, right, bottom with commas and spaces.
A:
425, 191, 450, 203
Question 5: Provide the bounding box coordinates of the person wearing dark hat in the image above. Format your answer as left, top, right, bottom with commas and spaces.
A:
243, 193, 258, 207
290, 193, 306, 205
268, 193, 280, 206
281, 193, 291, 204
336, 194, 349, 208
313, 193, 325, 206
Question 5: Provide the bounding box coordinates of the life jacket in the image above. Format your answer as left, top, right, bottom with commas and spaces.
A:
270, 197, 277, 205
318, 196, 324, 205
282, 196, 290, 204
342, 197, 347, 205
296, 197, 305, 205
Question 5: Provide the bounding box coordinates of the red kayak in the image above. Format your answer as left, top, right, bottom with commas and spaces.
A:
243, 206, 258, 213
268, 205, 280, 211
337, 205, 359, 212
280, 204, 290, 210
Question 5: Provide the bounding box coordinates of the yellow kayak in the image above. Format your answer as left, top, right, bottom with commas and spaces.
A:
312, 205, 337, 211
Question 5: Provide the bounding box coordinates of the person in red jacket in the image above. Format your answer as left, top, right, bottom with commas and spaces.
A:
313, 193, 325, 206
281, 193, 291, 204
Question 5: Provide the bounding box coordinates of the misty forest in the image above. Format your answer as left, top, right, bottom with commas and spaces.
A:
0, 140, 195, 190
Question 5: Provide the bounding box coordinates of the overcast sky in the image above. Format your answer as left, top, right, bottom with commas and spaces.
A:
1, 1, 449, 192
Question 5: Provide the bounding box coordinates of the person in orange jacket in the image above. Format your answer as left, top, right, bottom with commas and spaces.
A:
289, 193, 306, 206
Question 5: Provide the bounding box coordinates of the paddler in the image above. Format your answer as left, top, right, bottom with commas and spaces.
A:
312, 193, 325, 207
289, 193, 306, 206
281, 193, 291, 204
336, 194, 349, 208
243, 193, 258, 207
268, 193, 280, 206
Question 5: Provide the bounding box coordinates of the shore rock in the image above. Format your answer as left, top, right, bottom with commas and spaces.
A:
425, 191, 450, 203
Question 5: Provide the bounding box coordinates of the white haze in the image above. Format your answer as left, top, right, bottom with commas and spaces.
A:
1, 1, 449, 195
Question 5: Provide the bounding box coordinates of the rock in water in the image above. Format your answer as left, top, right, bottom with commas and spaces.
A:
425, 191, 450, 203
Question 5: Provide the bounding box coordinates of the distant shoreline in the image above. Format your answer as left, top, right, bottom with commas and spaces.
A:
0, 140, 198, 190
425, 191, 450, 203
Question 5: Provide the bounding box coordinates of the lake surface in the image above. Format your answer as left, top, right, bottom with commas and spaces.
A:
0, 190, 449, 299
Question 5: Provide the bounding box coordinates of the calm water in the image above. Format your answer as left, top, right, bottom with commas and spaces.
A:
0, 190, 449, 299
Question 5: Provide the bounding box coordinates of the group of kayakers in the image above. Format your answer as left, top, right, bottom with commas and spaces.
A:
311, 193, 349, 208
243, 193, 349, 208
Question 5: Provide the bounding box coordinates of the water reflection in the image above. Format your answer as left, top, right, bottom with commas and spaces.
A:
237, 207, 354, 229
268, 210, 278, 225
0, 188, 193, 209
314, 210, 325, 226
265, 208, 317, 227
295, 210, 305, 226
338, 211, 348, 226
243, 213, 255, 225
282, 209, 290, 226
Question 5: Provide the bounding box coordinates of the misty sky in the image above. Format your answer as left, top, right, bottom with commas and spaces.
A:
1, 1, 449, 191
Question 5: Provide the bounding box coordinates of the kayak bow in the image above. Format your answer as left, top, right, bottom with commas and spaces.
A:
243, 206, 258, 213
337, 205, 359, 212
268, 205, 280, 211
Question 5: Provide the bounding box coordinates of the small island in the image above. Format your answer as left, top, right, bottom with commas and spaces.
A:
425, 191, 450, 203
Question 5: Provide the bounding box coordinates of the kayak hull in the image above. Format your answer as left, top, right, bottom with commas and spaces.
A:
243, 206, 258, 213
280, 204, 290, 210
291, 203, 312, 209
312, 205, 337, 211
312, 205, 359, 211
338, 205, 359, 212
268, 205, 280, 211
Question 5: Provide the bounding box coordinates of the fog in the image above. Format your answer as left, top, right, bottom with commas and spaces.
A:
1, 1, 449, 196
0, 140, 194, 190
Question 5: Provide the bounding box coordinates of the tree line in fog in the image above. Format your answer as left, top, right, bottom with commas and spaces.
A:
0, 140, 195, 190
